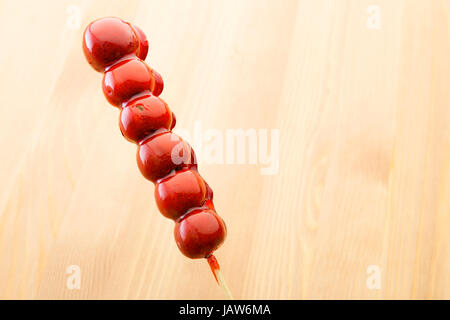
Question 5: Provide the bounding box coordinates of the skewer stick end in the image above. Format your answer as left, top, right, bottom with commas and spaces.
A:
206, 254, 233, 300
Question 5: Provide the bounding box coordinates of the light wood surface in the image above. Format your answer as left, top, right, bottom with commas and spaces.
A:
0, 0, 449, 299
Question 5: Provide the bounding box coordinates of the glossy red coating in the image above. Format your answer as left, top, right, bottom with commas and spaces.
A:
150, 68, 164, 96
83, 17, 139, 72
155, 169, 206, 220
137, 132, 196, 182
170, 112, 177, 130
130, 24, 149, 60
120, 95, 173, 143
174, 209, 226, 259
102, 58, 156, 106
204, 181, 214, 210
206, 254, 220, 283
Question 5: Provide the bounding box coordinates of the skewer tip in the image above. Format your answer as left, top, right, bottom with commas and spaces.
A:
206, 254, 233, 300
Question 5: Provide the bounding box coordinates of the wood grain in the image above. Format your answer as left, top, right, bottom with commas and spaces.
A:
0, 0, 448, 299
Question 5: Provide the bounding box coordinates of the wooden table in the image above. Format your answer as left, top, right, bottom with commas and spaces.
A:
0, 0, 449, 299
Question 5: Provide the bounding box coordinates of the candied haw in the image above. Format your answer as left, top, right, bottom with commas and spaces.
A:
150, 68, 164, 96
137, 132, 196, 182
83, 18, 227, 265
130, 24, 149, 60
83, 17, 139, 72
120, 95, 173, 142
170, 112, 177, 130
174, 209, 226, 259
102, 58, 155, 107
155, 169, 206, 220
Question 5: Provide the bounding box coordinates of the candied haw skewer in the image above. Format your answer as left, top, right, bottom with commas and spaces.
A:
82, 17, 231, 298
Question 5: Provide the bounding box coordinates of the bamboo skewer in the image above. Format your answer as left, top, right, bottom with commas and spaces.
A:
207, 254, 233, 300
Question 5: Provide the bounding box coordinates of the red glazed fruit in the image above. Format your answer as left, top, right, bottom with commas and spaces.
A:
150, 68, 164, 96
83, 17, 139, 72
204, 182, 215, 210
170, 112, 176, 130
174, 209, 226, 259
102, 58, 155, 106
155, 169, 206, 220
137, 132, 196, 182
130, 24, 149, 60
120, 95, 173, 143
